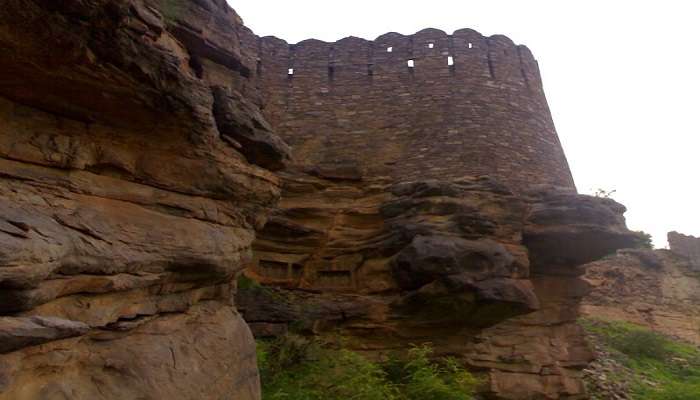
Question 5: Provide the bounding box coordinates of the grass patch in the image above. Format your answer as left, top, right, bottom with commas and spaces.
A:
581, 318, 700, 399
257, 335, 479, 400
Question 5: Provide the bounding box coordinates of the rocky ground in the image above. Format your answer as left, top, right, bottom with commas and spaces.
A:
582, 332, 635, 400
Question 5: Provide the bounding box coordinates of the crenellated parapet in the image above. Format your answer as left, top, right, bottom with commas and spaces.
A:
238, 27, 575, 192
247, 29, 543, 91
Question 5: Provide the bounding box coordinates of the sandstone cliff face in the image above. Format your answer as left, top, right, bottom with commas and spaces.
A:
238, 170, 642, 399
582, 247, 700, 345
0, 0, 288, 398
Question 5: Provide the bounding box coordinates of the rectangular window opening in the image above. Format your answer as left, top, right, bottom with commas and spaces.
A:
447, 56, 454, 66
468, 42, 473, 49
387, 46, 393, 53
407, 59, 415, 68
287, 68, 294, 75
427, 43, 434, 49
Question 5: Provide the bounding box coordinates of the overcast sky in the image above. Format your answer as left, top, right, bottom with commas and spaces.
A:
230, 0, 699, 247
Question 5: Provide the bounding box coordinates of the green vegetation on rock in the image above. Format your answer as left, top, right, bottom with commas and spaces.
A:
581, 318, 700, 399
257, 335, 479, 400
158, 0, 186, 21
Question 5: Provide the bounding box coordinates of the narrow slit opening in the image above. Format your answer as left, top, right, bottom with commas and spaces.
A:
447, 56, 454, 66
468, 42, 473, 49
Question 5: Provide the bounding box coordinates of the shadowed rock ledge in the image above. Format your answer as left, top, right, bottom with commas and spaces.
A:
237, 171, 643, 399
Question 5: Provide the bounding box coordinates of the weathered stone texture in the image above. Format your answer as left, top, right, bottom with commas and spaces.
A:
0, 0, 288, 398
238, 172, 641, 399
668, 231, 700, 270
241, 29, 575, 191
231, 16, 643, 400
581, 248, 700, 345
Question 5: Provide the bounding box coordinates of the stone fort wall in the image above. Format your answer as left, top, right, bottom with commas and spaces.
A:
669, 232, 700, 270
237, 27, 576, 191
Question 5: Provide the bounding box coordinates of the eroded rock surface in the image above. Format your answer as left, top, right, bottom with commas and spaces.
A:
581, 247, 700, 345
668, 231, 700, 270
238, 171, 642, 399
0, 0, 287, 398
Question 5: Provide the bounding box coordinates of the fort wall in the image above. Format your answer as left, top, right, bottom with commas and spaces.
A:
669, 232, 700, 270
238, 27, 576, 191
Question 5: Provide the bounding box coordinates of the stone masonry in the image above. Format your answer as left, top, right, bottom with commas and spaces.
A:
237, 28, 576, 191
669, 231, 700, 270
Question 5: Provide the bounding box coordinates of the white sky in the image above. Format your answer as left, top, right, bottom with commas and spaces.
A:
230, 0, 699, 247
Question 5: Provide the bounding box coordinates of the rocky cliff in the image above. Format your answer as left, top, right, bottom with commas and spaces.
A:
238, 170, 643, 399
0, 1, 666, 400
582, 242, 700, 346
0, 0, 288, 398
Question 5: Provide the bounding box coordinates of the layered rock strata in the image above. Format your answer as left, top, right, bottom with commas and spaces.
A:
582, 245, 700, 345
0, 0, 288, 398
238, 171, 642, 399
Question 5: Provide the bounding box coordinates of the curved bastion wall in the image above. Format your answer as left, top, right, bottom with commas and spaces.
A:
237, 27, 576, 191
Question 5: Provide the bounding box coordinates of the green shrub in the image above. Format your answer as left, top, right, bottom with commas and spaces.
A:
257, 337, 478, 400
635, 231, 655, 249
580, 318, 669, 361
258, 335, 397, 400
237, 274, 261, 290
614, 329, 670, 361
388, 345, 478, 400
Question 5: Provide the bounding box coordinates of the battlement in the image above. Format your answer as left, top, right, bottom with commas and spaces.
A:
250, 28, 543, 92
237, 27, 576, 191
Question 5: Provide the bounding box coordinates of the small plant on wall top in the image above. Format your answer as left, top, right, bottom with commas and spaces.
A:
594, 188, 617, 199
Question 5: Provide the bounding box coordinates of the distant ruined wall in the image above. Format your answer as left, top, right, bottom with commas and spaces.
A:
669, 231, 700, 269
238, 27, 576, 191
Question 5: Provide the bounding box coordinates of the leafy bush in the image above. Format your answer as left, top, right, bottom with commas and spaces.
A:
385, 345, 477, 400
581, 318, 669, 361
634, 231, 655, 249
237, 274, 262, 290
614, 329, 670, 361
257, 336, 479, 400
258, 335, 397, 400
